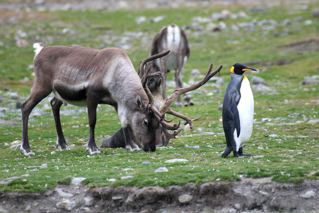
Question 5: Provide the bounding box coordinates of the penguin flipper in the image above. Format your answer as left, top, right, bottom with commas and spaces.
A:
230, 90, 241, 137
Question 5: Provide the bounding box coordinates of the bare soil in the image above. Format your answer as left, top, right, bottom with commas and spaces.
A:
1, 179, 318, 213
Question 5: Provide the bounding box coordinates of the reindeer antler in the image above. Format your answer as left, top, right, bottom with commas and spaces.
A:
139, 50, 170, 85
160, 64, 223, 114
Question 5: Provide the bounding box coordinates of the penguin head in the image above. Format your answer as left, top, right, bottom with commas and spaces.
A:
230, 63, 258, 75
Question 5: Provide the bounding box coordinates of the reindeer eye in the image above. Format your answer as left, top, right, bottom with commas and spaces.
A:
143, 119, 149, 126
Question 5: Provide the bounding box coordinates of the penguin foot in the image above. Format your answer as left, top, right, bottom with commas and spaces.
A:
238, 153, 253, 158
221, 147, 232, 158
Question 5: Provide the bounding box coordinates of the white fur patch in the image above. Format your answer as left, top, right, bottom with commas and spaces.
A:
166, 25, 181, 52
233, 77, 254, 151
33, 42, 43, 59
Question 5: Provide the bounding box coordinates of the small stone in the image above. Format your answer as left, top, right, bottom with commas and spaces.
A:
151, 16, 165, 23
185, 145, 200, 150
121, 176, 133, 180
71, 177, 86, 185
312, 9, 319, 17
234, 203, 241, 209
56, 199, 76, 211
142, 161, 151, 165
136, 16, 147, 24
269, 134, 278, 138
0, 206, 8, 213
304, 20, 312, 26
154, 167, 168, 173
112, 195, 123, 201
84, 196, 94, 206
39, 163, 48, 169
165, 159, 188, 163
300, 190, 316, 199
308, 119, 319, 124
302, 75, 319, 85
191, 69, 201, 78
107, 178, 116, 182
178, 194, 193, 204
56, 188, 73, 198
251, 76, 267, 85
261, 118, 271, 123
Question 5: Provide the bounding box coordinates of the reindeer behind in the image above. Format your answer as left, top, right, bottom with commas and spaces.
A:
151, 24, 191, 106
20, 45, 172, 156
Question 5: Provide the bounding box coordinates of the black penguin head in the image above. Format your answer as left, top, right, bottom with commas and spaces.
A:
230, 63, 257, 75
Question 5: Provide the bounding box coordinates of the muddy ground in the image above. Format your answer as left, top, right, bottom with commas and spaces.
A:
1, 179, 319, 212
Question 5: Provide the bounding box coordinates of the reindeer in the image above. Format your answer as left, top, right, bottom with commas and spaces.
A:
102, 57, 223, 148
150, 24, 191, 106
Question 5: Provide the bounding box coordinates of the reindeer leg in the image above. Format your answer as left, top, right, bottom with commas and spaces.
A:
123, 127, 141, 151
50, 97, 69, 150
21, 87, 51, 157
87, 101, 100, 155
175, 65, 184, 107
160, 59, 167, 98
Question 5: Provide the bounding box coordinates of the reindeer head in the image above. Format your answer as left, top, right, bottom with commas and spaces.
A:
134, 50, 223, 152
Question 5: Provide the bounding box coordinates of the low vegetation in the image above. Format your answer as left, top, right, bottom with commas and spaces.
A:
0, 2, 318, 192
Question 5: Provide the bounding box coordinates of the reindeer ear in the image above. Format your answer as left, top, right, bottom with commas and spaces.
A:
136, 96, 144, 111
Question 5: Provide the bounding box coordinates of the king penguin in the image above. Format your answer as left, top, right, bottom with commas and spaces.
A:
222, 63, 257, 158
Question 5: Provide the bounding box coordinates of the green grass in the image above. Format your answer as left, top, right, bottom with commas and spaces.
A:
0, 3, 319, 192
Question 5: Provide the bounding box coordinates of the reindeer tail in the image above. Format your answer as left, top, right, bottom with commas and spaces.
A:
33, 42, 44, 59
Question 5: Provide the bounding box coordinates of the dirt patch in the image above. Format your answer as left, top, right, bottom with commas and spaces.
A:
281, 38, 319, 54
1, 179, 318, 212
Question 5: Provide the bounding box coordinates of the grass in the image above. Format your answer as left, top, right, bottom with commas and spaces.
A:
0, 2, 319, 192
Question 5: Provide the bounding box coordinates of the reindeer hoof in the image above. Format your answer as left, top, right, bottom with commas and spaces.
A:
56, 144, 71, 151
175, 102, 183, 107
88, 147, 100, 155
125, 145, 141, 152
19, 145, 35, 157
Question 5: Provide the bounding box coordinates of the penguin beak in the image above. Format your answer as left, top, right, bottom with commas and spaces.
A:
243, 67, 259, 73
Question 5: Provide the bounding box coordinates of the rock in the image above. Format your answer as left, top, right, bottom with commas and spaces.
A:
185, 145, 200, 150
107, 178, 116, 182
178, 194, 193, 204
209, 76, 224, 87
84, 196, 94, 206
304, 19, 313, 26
300, 190, 316, 199
151, 16, 165, 23
165, 159, 188, 163
56, 188, 73, 198
136, 16, 147, 24
302, 75, 319, 85
268, 134, 278, 138
252, 84, 275, 94
8, 92, 19, 100
121, 176, 133, 180
234, 203, 241, 209
39, 163, 48, 169
191, 69, 201, 78
0, 206, 8, 213
251, 76, 267, 85
112, 195, 123, 201
56, 199, 76, 211
142, 161, 151, 165
0, 174, 29, 185
237, 11, 248, 19
154, 167, 168, 173
71, 177, 86, 185
312, 9, 319, 17
282, 19, 291, 26
261, 118, 271, 123
308, 119, 319, 124
9, 140, 21, 150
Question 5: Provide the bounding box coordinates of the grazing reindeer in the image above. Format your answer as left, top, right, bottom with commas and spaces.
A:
21, 44, 177, 156
150, 24, 191, 106
102, 57, 223, 148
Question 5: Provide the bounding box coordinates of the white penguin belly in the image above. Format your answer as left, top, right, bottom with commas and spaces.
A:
234, 77, 254, 151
